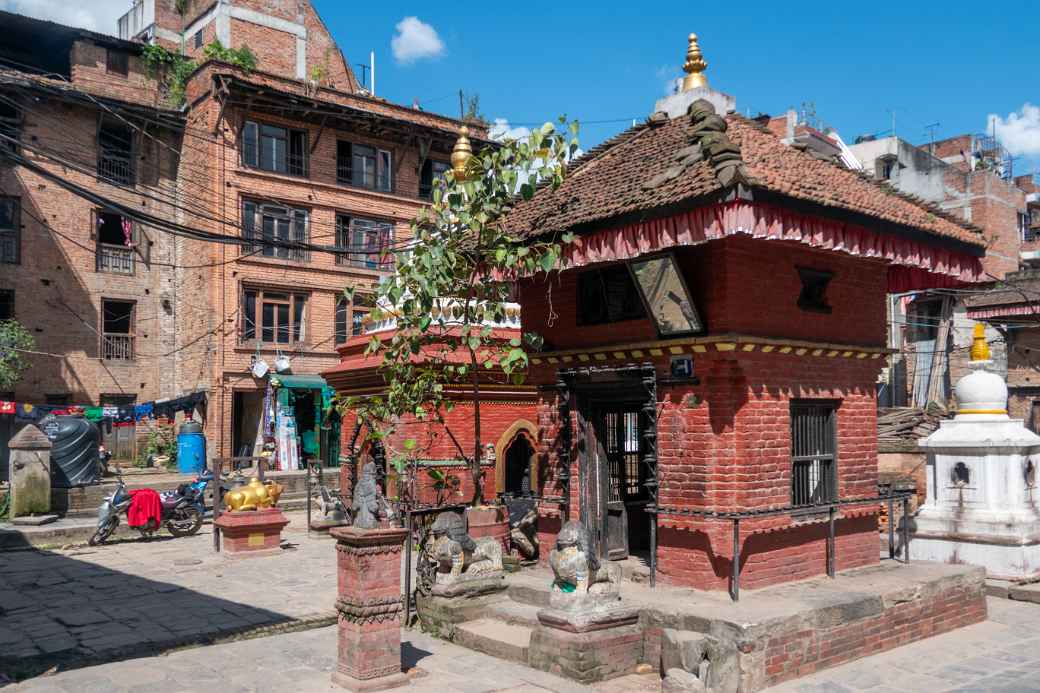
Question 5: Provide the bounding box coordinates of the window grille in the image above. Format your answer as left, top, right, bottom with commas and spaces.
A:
791, 401, 837, 506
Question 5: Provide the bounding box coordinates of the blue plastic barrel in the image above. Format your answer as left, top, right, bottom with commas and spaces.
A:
176, 421, 207, 474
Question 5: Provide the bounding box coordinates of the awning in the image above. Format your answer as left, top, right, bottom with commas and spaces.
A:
273, 374, 328, 390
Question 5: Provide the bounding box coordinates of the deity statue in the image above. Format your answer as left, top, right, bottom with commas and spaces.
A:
224, 478, 284, 512
429, 511, 503, 583
549, 520, 621, 603
351, 462, 386, 529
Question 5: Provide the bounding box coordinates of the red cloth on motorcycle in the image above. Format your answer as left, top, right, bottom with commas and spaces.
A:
127, 488, 163, 528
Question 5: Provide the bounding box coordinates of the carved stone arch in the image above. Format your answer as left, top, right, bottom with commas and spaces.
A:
494, 418, 539, 495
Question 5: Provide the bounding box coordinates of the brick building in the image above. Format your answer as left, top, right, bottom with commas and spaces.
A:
324, 304, 540, 506
0, 3, 485, 469
0, 12, 185, 463
503, 68, 987, 592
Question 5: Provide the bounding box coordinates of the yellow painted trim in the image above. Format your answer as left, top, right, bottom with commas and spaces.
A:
612, 351, 627, 360
531, 358, 543, 365
856, 352, 868, 359
692, 345, 707, 353
578, 353, 590, 362
812, 349, 824, 356
562, 355, 574, 363
631, 349, 644, 358
547, 357, 559, 364
841, 351, 853, 358
780, 346, 792, 354
796, 348, 808, 355
957, 409, 1007, 415
716, 343, 737, 352
593, 353, 608, 361
762, 345, 775, 353
742, 344, 756, 352
649, 348, 664, 356
826, 350, 838, 357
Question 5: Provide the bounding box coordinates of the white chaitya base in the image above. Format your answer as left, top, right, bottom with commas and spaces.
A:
912, 508, 1040, 580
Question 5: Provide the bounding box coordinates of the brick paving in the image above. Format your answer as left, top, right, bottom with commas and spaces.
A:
0, 511, 338, 680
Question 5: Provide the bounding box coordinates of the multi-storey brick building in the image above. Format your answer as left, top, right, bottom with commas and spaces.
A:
0, 12, 186, 465
0, 3, 484, 470
503, 64, 988, 592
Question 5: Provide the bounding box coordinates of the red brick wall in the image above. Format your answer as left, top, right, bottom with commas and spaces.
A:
69, 40, 163, 107
521, 233, 887, 590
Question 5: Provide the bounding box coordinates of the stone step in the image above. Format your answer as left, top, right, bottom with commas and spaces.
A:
488, 600, 541, 627
508, 581, 551, 609
454, 618, 532, 664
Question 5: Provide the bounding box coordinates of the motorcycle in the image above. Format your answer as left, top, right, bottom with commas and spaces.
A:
88, 467, 205, 546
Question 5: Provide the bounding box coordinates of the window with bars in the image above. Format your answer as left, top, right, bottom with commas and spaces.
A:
241, 289, 308, 346
0, 196, 19, 264
335, 214, 394, 271
335, 141, 392, 192
335, 292, 375, 344
97, 116, 134, 185
242, 120, 307, 177
242, 200, 309, 262
790, 401, 837, 506
419, 159, 450, 199
95, 210, 134, 275
604, 410, 646, 501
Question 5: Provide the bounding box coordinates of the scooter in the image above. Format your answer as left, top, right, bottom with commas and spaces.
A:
89, 467, 204, 546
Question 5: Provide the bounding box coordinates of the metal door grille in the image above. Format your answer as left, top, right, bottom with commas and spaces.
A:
791, 402, 837, 506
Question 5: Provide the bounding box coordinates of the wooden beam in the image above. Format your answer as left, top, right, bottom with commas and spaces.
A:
310, 113, 329, 154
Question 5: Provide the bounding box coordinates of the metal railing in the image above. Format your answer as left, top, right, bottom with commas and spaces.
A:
101, 334, 134, 361
97, 243, 134, 274
649, 491, 914, 601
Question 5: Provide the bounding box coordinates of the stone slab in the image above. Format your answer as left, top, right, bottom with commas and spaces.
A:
454, 618, 532, 664
12, 515, 59, 526
1007, 582, 1040, 604
488, 600, 541, 627
986, 578, 1014, 599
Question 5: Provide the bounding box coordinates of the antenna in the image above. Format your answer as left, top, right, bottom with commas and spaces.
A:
923, 122, 940, 155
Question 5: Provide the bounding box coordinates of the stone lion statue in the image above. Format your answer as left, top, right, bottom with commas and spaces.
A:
549, 520, 620, 597
429, 512, 503, 583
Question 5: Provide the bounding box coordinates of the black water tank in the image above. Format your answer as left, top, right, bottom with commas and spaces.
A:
40, 415, 100, 488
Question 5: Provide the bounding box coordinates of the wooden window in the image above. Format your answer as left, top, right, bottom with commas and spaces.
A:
95, 211, 134, 275
106, 49, 129, 77
577, 265, 646, 326
335, 214, 393, 271
419, 159, 450, 199
242, 200, 308, 262
101, 299, 135, 361
796, 267, 833, 314
334, 293, 374, 344
0, 196, 19, 264
45, 394, 70, 405
97, 116, 134, 185
0, 289, 12, 320
340, 143, 392, 192
241, 120, 307, 176
0, 100, 20, 153
241, 288, 308, 346
193, 30, 204, 49
790, 401, 837, 506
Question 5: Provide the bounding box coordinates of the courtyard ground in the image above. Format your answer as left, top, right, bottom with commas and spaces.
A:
3, 514, 1040, 691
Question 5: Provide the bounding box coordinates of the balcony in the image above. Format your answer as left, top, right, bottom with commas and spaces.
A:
117, 0, 154, 40
365, 300, 521, 334
102, 334, 135, 361
98, 152, 134, 186
97, 243, 134, 275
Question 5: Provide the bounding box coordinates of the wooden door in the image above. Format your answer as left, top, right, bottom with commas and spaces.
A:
590, 405, 645, 561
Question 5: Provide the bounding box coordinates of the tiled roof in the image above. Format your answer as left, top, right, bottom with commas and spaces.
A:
506, 111, 986, 249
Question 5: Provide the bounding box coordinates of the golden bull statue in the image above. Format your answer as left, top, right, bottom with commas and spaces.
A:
224, 478, 284, 512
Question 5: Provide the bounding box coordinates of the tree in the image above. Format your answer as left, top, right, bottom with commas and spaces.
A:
345, 119, 580, 506
0, 320, 35, 391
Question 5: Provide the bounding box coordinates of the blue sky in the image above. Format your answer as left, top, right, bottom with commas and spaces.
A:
319, 0, 1040, 175
3, 0, 1037, 173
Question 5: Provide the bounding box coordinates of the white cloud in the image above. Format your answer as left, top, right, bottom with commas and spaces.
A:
988, 103, 1040, 157
0, 0, 129, 34
489, 118, 531, 143
656, 66, 681, 96
390, 16, 445, 65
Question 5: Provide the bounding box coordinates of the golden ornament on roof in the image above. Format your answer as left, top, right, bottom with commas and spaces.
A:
682, 33, 709, 91
451, 126, 474, 182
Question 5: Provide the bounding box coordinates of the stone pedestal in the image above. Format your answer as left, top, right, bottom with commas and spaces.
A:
466, 505, 510, 553
529, 600, 642, 683
7, 425, 52, 518
416, 572, 507, 639
214, 508, 289, 555
330, 525, 408, 692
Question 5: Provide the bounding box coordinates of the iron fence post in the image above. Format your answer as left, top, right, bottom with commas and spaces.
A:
404, 510, 413, 629
827, 505, 836, 578
731, 517, 741, 602
887, 496, 895, 559
902, 496, 911, 564
211, 455, 222, 553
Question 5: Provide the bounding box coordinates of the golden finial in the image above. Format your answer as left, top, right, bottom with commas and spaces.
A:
970, 322, 990, 362
451, 126, 473, 182
681, 33, 709, 91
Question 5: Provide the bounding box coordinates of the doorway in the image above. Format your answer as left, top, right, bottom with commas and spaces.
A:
504, 434, 535, 496
586, 401, 652, 561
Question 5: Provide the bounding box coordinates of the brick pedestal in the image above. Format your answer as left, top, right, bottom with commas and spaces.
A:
529, 604, 642, 683
214, 508, 289, 555
330, 525, 409, 692
466, 505, 510, 553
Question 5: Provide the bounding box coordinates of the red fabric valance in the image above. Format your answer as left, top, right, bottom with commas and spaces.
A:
561, 201, 983, 292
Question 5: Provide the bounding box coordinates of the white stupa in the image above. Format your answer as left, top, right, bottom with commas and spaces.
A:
911, 324, 1040, 579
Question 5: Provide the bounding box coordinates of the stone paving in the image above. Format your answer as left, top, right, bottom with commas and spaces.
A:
0, 511, 338, 680
765, 596, 1040, 693
8, 597, 1040, 692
